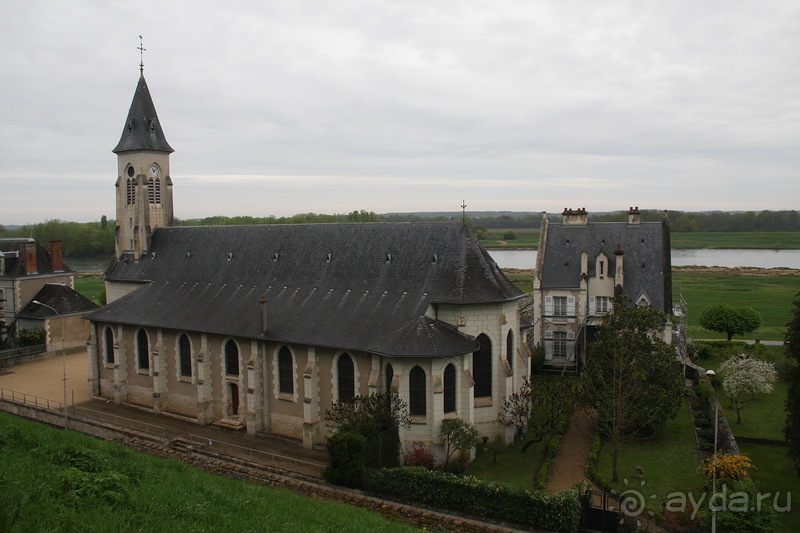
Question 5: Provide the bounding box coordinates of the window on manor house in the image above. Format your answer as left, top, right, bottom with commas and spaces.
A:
278, 346, 293, 395
409, 366, 426, 416
225, 339, 239, 376
338, 353, 355, 400
553, 331, 568, 359
179, 334, 192, 377
473, 334, 492, 398
553, 296, 568, 316
596, 296, 611, 314
443, 363, 456, 414
104, 327, 115, 365
136, 329, 149, 370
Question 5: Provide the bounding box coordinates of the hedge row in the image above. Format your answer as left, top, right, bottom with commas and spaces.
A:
367, 466, 584, 532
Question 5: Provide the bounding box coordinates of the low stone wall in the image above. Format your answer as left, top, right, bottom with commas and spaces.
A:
0, 345, 84, 369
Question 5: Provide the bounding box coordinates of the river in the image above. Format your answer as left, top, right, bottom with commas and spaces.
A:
488, 249, 800, 270
65, 249, 800, 273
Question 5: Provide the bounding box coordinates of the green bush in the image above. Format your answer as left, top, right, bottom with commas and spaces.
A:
502, 231, 517, 240
368, 466, 583, 532
16, 327, 45, 347
323, 431, 367, 488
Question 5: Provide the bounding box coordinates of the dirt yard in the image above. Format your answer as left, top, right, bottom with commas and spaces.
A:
0, 351, 91, 406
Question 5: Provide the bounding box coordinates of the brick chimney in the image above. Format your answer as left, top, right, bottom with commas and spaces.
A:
23, 243, 38, 275
628, 206, 641, 225
50, 240, 64, 271
562, 207, 588, 226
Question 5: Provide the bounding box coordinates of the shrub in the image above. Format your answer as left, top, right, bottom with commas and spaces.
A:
502, 231, 517, 240
16, 327, 45, 347
323, 431, 367, 488
367, 466, 583, 532
405, 441, 435, 470
700, 452, 754, 482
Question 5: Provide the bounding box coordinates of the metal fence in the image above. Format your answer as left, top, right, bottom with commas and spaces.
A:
188, 434, 325, 477
0, 344, 46, 360
0, 386, 65, 412
72, 406, 167, 439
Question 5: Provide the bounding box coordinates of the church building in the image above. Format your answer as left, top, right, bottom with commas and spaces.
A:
87, 70, 530, 458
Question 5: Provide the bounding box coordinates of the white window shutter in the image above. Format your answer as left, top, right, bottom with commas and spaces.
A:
608, 299, 614, 313
566, 331, 575, 340
544, 296, 553, 315
588, 296, 595, 315
544, 340, 553, 358
566, 340, 575, 359
567, 296, 575, 315
544, 330, 553, 339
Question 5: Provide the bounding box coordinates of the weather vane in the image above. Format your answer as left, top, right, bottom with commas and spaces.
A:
138, 35, 146, 74
461, 200, 467, 224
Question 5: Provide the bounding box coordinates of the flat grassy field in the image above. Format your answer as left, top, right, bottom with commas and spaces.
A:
73, 275, 105, 305
597, 401, 705, 517
480, 227, 539, 248
671, 232, 800, 250
0, 411, 419, 533
673, 269, 799, 341
738, 443, 800, 533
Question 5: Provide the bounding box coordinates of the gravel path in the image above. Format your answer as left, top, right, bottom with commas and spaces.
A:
545, 409, 599, 493
0, 350, 92, 405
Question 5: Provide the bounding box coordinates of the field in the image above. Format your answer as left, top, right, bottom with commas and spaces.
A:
74, 274, 105, 305
671, 231, 800, 250
673, 268, 799, 341
0, 411, 419, 533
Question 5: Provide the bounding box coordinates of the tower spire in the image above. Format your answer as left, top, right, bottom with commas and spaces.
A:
137, 35, 146, 75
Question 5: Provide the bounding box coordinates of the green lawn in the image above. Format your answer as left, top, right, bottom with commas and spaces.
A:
597, 401, 705, 516
481, 228, 539, 249
671, 232, 800, 250
673, 270, 798, 341
0, 411, 419, 533
467, 436, 547, 491
74, 276, 106, 305
738, 443, 800, 533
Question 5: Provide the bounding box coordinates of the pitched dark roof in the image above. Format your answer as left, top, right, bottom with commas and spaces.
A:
89, 222, 523, 357
18, 283, 100, 318
112, 75, 174, 154
0, 239, 72, 277
540, 221, 672, 313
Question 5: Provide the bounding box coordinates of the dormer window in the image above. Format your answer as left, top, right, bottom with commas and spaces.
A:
599, 261, 605, 277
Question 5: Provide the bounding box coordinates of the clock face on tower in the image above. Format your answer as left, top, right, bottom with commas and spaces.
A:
149, 165, 160, 178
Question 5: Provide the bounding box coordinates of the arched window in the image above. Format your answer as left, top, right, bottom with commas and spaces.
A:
409, 365, 426, 417
136, 329, 149, 371
506, 330, 514, 375
104, 327, 115, 365
225, 339, 239, 376
444, 363, 456, 414
337, 353, 355, 400
385, 363, 394, 394
147, 177, 155, 204
179, 334, 192, 377
278, 346, 293, 395
154, 177, 161, 203
473, 334, 492, 398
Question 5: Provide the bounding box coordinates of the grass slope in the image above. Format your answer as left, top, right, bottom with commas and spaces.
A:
0, 412, 419, 533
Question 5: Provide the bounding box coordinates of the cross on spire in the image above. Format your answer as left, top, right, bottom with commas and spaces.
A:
138, 35, 146, 74
461, 200, 467, 224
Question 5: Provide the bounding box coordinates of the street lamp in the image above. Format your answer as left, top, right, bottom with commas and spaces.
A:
705, 369, 719, 533
32, 300, 68, 429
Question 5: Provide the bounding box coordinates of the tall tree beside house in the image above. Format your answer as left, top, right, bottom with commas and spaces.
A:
784, 292, 800, 476
581, 299, 684, 482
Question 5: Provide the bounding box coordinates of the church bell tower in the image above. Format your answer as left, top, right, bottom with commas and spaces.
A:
112, 58, 174, 259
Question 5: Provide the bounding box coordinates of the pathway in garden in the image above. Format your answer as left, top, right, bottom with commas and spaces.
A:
545, 408, 600, 493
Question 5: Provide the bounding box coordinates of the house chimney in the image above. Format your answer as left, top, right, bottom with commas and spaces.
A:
23, 243, 38, 275
260, 297, 268, 333
50, 240, 64, 271
628, 206, 641, 225
562, 207, 588, 226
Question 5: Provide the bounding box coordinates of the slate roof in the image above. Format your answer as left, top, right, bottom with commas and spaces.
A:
89, 222, 524, 357
0, 239, 72, 277
112, 75, 174, 154
18, 283, 100, 318
540, 221, 672, 313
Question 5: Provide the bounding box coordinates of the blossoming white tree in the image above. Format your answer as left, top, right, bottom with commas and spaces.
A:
720, 352, 777, 423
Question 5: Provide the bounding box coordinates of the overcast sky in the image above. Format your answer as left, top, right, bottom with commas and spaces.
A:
1, 1, 798, 224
